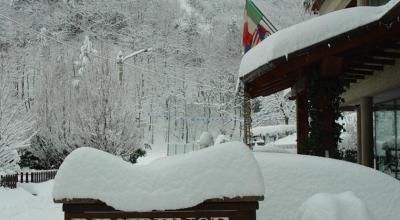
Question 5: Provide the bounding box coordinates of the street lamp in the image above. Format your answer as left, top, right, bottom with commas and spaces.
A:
116, 48, 153, 84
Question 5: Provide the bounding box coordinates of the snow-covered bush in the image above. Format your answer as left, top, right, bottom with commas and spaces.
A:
215, 134, 229, 144
199, 132, 214, 149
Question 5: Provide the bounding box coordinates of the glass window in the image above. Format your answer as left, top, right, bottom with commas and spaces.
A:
369, 0, 390, 6
395, 99, 400, 179
374, 99, 399, 180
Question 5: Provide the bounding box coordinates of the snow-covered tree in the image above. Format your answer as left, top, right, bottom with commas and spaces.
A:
0, 69, 35, 173
253, 89, 296, 126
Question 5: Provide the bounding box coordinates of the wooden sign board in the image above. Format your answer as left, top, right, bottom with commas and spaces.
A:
56, 197, 263, 220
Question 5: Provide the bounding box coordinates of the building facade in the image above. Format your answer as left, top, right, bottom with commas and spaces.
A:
321, 0, 399, 179
239, 0, 400, 179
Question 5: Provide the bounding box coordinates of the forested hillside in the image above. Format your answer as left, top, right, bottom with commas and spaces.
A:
0, 0, 309, 171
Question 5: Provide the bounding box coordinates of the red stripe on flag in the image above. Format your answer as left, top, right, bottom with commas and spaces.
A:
243, 22, 252, 46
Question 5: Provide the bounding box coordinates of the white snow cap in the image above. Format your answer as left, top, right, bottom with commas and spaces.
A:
52, 142, 265, 212
299, 191, 372, 220
239, 0, 400, 78
198, 131, 214, 148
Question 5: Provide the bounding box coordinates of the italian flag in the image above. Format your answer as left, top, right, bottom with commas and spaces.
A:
243, 0, 271, 52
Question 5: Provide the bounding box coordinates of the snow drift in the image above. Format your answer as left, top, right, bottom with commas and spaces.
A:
299, 191, 372, 220
255, 153, 400, 220
52, 142, 264, 211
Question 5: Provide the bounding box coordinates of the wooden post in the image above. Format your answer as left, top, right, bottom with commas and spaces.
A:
357, 107, 362, 164
243, 91, 252, 147
357, 0, 368, 6
296, 91, 309, 154
361, 97, 374, 168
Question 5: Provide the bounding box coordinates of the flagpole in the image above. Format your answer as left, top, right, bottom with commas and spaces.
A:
261, 16, 278, 33
251, 1, 279, 33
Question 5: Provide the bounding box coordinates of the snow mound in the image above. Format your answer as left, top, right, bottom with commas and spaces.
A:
53, 142, 265, 212
239, 0, 400, 78
255, 153, 400, 220
299, 191, 372, 220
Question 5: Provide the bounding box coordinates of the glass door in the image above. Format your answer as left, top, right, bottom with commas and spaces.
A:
374, 100, 398, 179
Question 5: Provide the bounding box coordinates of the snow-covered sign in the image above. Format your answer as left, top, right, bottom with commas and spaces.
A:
53, 142, 264, 212
239, 0, 400, 78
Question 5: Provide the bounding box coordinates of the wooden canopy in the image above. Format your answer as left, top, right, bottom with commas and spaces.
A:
240, 2, 400, 99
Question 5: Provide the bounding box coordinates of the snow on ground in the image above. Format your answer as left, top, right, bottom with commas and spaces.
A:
52, 142, 265, 212
0, 181, 62, 220
2, 145, 400, 220
256, 152, 400, 220
239, 0, 400, 77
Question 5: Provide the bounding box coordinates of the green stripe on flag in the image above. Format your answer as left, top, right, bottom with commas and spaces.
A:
245, 0, 263, 24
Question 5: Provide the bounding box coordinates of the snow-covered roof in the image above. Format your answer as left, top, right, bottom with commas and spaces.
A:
52, 142, 264, 212
252, 124, 295, 136
239, 0, 400, 79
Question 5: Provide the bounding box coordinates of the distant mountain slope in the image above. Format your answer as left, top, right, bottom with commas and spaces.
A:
0, 0, 310, 146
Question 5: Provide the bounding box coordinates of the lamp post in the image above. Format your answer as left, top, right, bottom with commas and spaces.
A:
116, 48, 152, 85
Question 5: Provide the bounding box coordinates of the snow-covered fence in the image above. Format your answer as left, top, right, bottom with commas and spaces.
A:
0, 170, 57, 189
167, 143, 200, 156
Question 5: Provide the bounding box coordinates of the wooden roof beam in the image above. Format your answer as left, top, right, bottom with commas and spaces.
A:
348, 63, 384, 71
344, 78, 358, 84
248, 80, 294, 98
360, 57, 396, 65
343, 74, 365, 80
346, 69, 374, 75
373, 51, 400, 58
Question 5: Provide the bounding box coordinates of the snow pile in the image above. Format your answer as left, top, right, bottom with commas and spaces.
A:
251, 124, 295, 137
239, 0, 400, 77
299, 191, 372, 220
255, 153, 400, 220
53, 142, 265, 212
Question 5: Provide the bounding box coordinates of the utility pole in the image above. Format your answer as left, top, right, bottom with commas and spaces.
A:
116, 48, 152, 85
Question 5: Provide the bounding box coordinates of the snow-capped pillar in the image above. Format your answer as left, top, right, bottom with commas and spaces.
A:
360, 97, 374, 168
